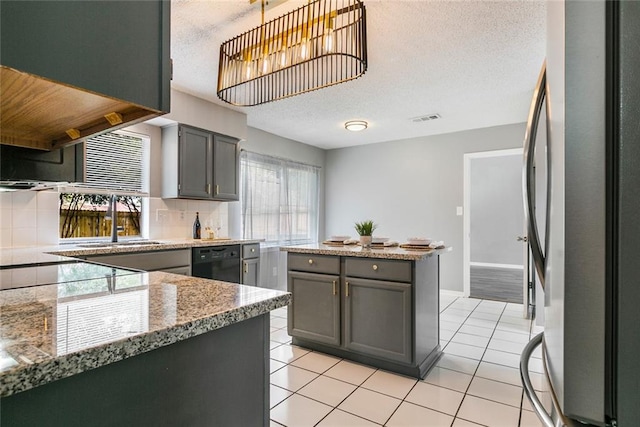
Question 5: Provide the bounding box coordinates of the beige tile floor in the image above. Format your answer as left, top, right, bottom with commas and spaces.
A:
269, 294, 545, 427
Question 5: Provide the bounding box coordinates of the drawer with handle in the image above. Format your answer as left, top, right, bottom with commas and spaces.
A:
287, 253, 340, 275
345, 258, 412, 282
242, 243, 260, 259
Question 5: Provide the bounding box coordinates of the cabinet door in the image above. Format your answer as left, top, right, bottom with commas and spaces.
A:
242, 258, 260, 286
288, 271, 340, 346
344, 278, 412, 363
179, 126, 213, 199
212, 134, 239, 201
0, 1, 170, 112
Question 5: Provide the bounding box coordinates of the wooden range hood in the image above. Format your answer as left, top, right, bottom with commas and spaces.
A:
0, 66, 164, 151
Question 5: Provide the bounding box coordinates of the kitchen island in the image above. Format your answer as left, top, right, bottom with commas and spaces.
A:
281, 244, 450, 379
0, 266, 290, 427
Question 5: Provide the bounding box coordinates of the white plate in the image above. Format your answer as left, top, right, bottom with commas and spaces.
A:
329, 235, 350, 241
407, 237, 431, 245
372, 237, 390, 244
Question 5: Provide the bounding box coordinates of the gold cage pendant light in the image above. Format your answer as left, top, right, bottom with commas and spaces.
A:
217, 0, 367, 106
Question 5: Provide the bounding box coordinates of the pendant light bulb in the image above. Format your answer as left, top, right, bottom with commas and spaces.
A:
324, 28, 334, 53
278, 49, 288, 68
261, 56, 270, 74
244, 61, 253, 80
299, 38, 310, 60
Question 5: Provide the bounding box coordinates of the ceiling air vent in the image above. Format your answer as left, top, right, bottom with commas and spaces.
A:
411, 113, 441, 123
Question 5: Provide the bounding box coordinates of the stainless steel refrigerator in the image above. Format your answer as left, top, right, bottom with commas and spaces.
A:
520, 1, 640, 426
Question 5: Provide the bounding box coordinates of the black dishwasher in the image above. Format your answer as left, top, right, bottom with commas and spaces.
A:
191, 245, 241, 283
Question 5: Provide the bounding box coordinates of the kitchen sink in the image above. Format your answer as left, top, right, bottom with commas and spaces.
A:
77, 241, 164, 248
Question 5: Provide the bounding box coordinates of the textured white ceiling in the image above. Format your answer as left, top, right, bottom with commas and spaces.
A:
169, 0, 546, 149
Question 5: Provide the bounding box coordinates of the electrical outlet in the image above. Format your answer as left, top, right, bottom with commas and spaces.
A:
180, 210, 185, 220
456, 206, 463, 216
272, 267, 277, 276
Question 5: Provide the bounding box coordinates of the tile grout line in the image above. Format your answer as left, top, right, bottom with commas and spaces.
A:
449, 302, 507, 425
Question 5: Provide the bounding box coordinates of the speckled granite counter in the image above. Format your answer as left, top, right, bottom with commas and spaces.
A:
46, 238, 263, 258
280, 243, 451, 260
0, 271, 290, 397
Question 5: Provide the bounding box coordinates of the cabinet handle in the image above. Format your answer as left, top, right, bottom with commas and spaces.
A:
215, 184, 220, 195
345, 281, 349, 297
251, 248, 255, 253
372, 264, 378, 271
207, 183, 211, 194
244, 261, 248, 274
308, 259, 314, 265
332, 280, 337, 295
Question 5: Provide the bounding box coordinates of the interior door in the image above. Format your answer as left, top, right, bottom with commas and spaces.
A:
467, 150, 526, 305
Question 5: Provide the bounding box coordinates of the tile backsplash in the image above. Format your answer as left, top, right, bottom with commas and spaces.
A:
146, 197, 229, 240
0, 190, 59, 248
0, 191, 230, 248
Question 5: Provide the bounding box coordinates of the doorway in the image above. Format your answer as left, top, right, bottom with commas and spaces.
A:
463, 149, 525, 304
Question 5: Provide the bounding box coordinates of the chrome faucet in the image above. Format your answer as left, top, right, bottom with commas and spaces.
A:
105, 194, 118, 243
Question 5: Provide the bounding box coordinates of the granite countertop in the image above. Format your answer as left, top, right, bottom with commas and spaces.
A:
0, 239, 262, 267
48, 238, 263, 258
0, 271, 290, 397
280, 243, 452, 261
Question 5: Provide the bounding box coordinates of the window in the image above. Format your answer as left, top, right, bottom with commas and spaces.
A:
59, 131, 149, 240
240, 151, 320, 247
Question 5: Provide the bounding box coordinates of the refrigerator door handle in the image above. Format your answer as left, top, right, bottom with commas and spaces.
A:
523, 61, 547, 288
521, 333, 578, 427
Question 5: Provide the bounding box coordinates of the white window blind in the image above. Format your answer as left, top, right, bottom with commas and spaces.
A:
85, 132, 145, 192
240, 151, 320, 247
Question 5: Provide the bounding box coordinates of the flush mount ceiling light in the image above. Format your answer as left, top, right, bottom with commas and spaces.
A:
217, 0, 368, 107
344, 120, 367, 131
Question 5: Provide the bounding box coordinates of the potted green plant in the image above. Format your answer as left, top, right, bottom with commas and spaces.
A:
354, 220, 377, 248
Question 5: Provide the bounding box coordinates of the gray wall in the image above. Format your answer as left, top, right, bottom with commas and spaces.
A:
231, 126, 327, 291
325, 123, 525, 292
470, 154, 523, 265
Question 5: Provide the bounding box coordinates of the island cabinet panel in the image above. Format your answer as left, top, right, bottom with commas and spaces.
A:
344, 278, 412, 363
286, 251, 442, 378
288, 253, 340, 274
344, 258, 412, 282
0, 315, 270, 427
288, 271, 341, 346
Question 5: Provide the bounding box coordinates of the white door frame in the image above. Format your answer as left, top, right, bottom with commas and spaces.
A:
463, 148, 523, 297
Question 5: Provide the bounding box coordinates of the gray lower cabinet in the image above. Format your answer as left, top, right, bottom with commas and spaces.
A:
242, 258, 260, 286
287, 253, 441, 378
344, 278, 412, 363
162, 124, 239, 201
288, 271, 340, 346
241, 243, 260, 286
84, 249, 191, 275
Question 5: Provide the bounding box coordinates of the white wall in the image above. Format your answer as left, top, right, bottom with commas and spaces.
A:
325, 123, 525, 292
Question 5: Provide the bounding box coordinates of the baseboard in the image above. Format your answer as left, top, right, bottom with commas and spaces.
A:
440, 290, 465, 297
470, 262, 523, 270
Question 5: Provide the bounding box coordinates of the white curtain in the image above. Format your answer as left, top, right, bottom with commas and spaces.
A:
240, 151, 320, 247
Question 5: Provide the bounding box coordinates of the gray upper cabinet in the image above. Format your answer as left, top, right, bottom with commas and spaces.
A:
213, 134, 240, 201
0, 1, 170, 150
179, 126, 213, 199
162, 124, 239, 201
